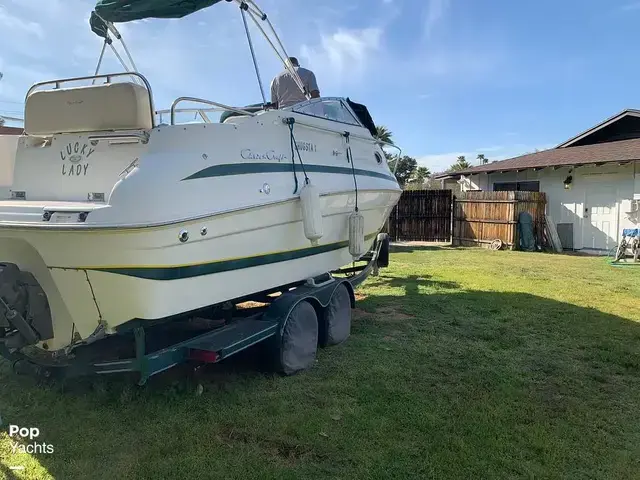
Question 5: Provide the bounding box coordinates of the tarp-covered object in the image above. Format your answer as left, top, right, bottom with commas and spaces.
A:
322, 283, 351, 347
90, 0, 225, 38
279, 301, 318, 376
518, 211, 535, 252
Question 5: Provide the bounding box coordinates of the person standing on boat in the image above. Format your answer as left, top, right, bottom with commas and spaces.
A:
270, 57, 320, 109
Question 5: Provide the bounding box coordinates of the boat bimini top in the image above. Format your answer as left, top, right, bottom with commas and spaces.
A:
87, 0, 397, 142
20, 0, 401, 163
89, 0, 309, 110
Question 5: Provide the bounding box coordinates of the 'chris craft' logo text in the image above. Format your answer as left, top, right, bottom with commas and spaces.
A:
8, 425, 54, 454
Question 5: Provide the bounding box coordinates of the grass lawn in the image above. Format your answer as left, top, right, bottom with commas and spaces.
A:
1, 246, 640, 479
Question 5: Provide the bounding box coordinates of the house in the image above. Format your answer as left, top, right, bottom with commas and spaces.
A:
435, 109, 640, 253
0, 126, 24, 135
436, 174, 463, 195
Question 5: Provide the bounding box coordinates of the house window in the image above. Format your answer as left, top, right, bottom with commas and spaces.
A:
516, 181, 540, 192
493, 182, 517, 192
493, 181, 540, 192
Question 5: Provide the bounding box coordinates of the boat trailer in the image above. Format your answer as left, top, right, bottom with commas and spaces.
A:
0, 234, 390, 385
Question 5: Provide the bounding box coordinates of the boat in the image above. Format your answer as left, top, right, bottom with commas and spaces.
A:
0, 0, 401, 362
0, 125, 22, 200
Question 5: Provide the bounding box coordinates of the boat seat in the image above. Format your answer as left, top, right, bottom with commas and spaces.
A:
25, 82, 153, 136
220, 103, 265, 123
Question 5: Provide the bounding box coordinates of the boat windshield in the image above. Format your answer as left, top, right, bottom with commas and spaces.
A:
290, 98, 363, 127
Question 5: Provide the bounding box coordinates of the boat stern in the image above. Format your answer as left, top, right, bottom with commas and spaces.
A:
0, 234, 85, 359
0, 262, 53, 352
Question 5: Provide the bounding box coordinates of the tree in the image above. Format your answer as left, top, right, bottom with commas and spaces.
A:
449, 155, 472, 172
375, 125, 393, 145
477, 153, 489, 165
404, 166, 432, 190
410, 166, 431, 185
387, 155, 418, 187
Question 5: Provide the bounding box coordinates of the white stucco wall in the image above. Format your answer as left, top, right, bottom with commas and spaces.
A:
634, 161, 640, 200
0, 135, 18, 199
462, 161, 639, 250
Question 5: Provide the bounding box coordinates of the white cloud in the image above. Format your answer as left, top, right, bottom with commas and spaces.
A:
423, 0, 451, 40
413, 47, 506, 82
0, 5, 45, 39
417, 144, 555, 174
300, 27, 383, 90
417, 151, 471, 174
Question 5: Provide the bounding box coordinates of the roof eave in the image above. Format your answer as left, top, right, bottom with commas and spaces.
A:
556, 109, 640, 148
435, 158, 638, 179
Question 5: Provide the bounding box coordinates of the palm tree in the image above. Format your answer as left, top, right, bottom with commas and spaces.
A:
449, 155, 472, 171
375, 125, 394, 145
477, 153, 488, 165
412, 166, 431, 184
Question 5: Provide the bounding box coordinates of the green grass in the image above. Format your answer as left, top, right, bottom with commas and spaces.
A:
1, 246, 640, 479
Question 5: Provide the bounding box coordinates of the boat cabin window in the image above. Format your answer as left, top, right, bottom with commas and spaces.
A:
292, 99, 362, 127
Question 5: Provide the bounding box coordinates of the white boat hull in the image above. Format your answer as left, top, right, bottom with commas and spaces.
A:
0, 190, 397, 350
0, 96, 401, 352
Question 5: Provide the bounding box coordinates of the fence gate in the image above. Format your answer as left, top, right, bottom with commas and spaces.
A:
387, 190, 453, 242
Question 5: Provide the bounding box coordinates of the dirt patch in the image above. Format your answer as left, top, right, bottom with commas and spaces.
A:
354, 292, 367, 301
216, 427, 327, 463
353, 308, 371, 320
375, 306, 415, 321
353, 305, 414, 323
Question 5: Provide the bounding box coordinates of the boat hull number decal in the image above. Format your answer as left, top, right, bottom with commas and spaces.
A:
295, 141, 317, 152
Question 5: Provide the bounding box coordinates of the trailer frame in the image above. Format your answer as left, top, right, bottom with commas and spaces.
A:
1, 233, 390, 385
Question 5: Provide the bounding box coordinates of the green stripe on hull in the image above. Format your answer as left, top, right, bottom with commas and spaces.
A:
87, 233, 379, 281
182, 162, 398, 183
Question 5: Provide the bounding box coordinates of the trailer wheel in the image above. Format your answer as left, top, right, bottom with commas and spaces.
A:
377, 234, 390, 268
276, 300, 318, 376
320, 283, 351, 348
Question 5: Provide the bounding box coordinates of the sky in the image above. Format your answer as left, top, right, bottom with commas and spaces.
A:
2, 0, 640, 173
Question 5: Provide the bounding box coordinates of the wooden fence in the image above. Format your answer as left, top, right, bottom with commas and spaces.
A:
388, 189, 452, 242
452, 191, 547, 249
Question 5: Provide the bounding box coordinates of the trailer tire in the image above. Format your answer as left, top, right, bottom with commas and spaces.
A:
377, 234, 390, 268
320, 283, 351, 348
277, 300, 318, 376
